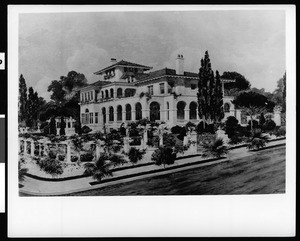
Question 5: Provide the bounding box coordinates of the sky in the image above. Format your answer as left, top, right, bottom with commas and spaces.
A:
18, 10, 286, 101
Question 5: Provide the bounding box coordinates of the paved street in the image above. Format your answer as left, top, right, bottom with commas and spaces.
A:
68, 145, 285, 196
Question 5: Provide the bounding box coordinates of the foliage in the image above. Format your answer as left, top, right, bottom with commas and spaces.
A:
259, 113, 266, 127
71, 155, 79, 162
80, 152, 95, 162
83, 155, 113, 182
127, 147, 146, 165
48, 150, 57, 159
59, 116, 66, 135
70, 134, 83, 151
221, 71, 251, 91
19, 74, 28, 122
276, 126, 286, 136
185, 122, 196, 132
109, 153, 127, 167
74, 119, 82, 135
224, 116, 239, 139
247, 129, 270, 150
171, 125, 184, 134
202, 138, 228, 158
49, 117, 57, 135
81, 125, 92, 134
214, 70, 225, 122
233, 91, 275, 133
196, 122, 216, 134
18, 161, 28, 183
58, 154, 66, 161
177, 127, 187, 141
263, 119, 276, 131
129, 136, 142, 146
36, 157, 64, 176
197, 51, 224, 126
151, 146, 177, 168
146, 136, 159, 147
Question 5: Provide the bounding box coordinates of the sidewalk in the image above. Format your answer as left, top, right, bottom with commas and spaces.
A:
19, 138, 286, 196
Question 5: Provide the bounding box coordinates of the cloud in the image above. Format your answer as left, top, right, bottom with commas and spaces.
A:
34, 76, 53, 101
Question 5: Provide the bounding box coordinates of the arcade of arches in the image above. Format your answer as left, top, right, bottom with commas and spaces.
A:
82, 101, 200, 126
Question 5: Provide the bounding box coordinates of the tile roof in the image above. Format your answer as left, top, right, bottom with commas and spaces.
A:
94, 60, 152, 75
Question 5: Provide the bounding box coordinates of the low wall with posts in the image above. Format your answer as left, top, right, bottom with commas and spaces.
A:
18, 138, 102, 163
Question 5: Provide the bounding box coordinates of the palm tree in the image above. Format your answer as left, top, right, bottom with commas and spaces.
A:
247, 128, 270, 150
202, 137, 228, 158
83, 154, 113, 182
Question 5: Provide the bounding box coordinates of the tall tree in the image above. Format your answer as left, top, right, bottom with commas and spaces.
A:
45, 71, 87, 120
197, 51, 214, 127
197, 51, 224, 127
25, 87, 45, 128
214, 70, 224, 122
18, 74, 28, 122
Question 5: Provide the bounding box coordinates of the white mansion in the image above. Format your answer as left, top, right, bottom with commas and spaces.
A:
78, 55, 242, 133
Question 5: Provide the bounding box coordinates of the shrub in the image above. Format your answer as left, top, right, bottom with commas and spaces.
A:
71, 155, 79, 162
277, 126, 286, 136
263, 119, 276, 131
177, 127, 187, 141
109, 154, 127, 167
247, 128, 269, 150
36, 157, 63, 176
58, 154, 65, 161
48, 150, 57, 159
151, 146, 177, 168
80, 152, 94, 162
127, 147, 146, 165
147, 136, 159, 147
18, 162, 28, 182
196, 122, 216, 134
171, 125, 184, 134
82, 125, 92, 134
225, 116, 239, 139
129, 136, 141, 146
185, 121, 196, 132
202, 138, 228, 158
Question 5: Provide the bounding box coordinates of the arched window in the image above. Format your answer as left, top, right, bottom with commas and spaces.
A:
109, 106, 114, 122
102, 107, 106, 124
166, 102, 170, 120
135, 103, 142, 120
105, 89, 109, 99
117, 105, 122, 121
126, 104, 132, 120
189, 102, 197, 119
224, 103, 230, 113
177, 101, 186, 120
110, 88, 114, 98
117, 88, 123, 98
150, 102, 160, 121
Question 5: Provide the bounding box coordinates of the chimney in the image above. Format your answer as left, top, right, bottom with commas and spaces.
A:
176, 54, 184, 75
110, 58, 117, 64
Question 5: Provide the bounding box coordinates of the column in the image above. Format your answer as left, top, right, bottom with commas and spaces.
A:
132, 110, 136, 121
122, 111, 126, 122
142, 109, 150, 120
184, 108, 190, 122
189, 131, 197, 154
196, 109, 200, 121
39, 142, 42, 156
159, 134, 163, 147
31, 140, 35, 156
24, 140, 27, 155
66, 142, 71, 163
123, 137, 130, 152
